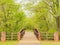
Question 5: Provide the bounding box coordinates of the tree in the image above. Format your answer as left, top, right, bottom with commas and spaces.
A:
43, 0, 60, 31
0, 0, 26, 32
25, 0, 59, 32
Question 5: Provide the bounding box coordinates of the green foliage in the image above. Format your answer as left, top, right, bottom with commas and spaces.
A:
25, 0, 60, 33
0, 0, 26, 32
0, 0, 60, 33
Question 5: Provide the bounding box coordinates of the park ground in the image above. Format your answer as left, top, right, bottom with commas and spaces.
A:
0, 41, 18, 45
40, 41, 60, 45
0, 41, 60, 45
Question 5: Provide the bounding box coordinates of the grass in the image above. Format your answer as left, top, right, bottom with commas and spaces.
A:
0, 40, 60, 45
40, 41, 60, 45
0, 41, 19, 45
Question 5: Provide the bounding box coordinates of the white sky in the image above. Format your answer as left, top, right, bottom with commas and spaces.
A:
15, 0, 42, 18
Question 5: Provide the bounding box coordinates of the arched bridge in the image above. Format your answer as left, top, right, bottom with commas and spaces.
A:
17, 29, 41, 45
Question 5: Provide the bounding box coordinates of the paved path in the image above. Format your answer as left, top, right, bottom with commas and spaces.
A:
17, 31, 41, 45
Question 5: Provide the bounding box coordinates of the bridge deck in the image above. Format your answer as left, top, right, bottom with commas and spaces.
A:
17, 31, 41, 45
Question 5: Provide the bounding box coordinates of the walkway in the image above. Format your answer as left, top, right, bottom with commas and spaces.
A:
17, 31, 41, 45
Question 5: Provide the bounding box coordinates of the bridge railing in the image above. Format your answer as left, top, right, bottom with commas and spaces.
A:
33, 29, 59, 41
34, 29, 39, 39
0, 29, 25, 41
33, 29, 41, 40
20, 29, 25, 40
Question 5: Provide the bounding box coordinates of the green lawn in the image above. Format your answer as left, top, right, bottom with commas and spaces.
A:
40, 41, 60, 45
0, 40, 60, 45
0, 41, 19, 45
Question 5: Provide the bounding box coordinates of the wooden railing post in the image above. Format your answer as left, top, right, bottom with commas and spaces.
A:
11, 32, 13, 40
54, 32, 59, 41
38, 32, 41, 40
1, 32, 6, 42
18, 32, 20, 40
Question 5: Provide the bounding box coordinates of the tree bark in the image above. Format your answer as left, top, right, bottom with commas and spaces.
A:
56, 16, 60, 31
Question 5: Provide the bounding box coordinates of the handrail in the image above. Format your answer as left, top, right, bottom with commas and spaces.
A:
20, 29, 25, 40
33, 29, 39, 39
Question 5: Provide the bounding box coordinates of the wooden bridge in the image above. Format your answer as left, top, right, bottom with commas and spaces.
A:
17, 31, 41, 45
0, 28, 59, 44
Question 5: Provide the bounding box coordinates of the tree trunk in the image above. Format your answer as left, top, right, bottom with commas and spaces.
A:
56, 16, 60, 31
